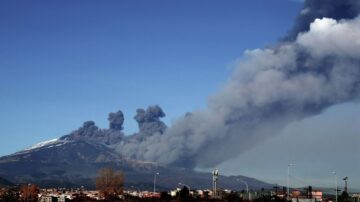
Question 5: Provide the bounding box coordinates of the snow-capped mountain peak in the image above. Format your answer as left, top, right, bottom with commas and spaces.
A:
25, 138, 59, 151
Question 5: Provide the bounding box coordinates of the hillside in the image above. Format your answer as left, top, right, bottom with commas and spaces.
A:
0, 138, 272, 190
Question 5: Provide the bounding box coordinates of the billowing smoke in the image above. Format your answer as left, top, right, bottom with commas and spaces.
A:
108, 110, 125, 131
134, 105, 167, 135
116, 0, 360, 168
64, 121, 99, 140
62, 111, 125, 145
58, 0, 360, 169
115, 106, 167, 159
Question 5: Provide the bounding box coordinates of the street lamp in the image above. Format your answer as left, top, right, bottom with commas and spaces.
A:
287, 163, 296, 201
237, 179, 249, 200
153, 172, 159, 193
332, 171, 338, 202
178, 182, 190, 191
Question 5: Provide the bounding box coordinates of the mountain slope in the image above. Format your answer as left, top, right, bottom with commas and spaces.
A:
0, 139, 272, 190
0, 177, 13, 187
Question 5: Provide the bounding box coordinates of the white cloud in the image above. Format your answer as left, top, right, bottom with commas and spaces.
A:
297, 17, 360, 58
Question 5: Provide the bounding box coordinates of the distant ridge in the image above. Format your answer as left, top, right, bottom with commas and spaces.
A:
0, 176, 14, 187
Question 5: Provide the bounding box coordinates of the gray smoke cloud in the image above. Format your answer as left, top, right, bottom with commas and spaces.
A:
134, 105, 167, 135
61, 110, 125, 145
108, 110, 125, 131
117, 0, 360, 168
61, 120, 100, 141
114, 105, 167, 159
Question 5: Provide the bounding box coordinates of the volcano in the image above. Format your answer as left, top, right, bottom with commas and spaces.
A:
0, 122, 272, 190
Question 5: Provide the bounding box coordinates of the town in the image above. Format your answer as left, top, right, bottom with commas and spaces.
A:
0, 168, 359, 202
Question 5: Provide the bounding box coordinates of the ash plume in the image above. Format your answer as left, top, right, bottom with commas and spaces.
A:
61, 121, 100, 141
134, 105, 167, 135
61, 110, 125, 145
117, 0, 360, 168
113, 105, 167, 159
108, 110, 125, 131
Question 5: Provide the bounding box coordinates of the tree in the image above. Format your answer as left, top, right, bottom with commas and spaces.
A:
225, 192, 243, 202
96, 167, 124, 200
339, 191, 351, 202
160, 191, 172, 200
178, 186, 194, 202
20, 184, 39, 202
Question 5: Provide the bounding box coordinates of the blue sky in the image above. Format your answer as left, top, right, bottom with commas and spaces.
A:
0, 0, 302, 154
4, 0, 360, 189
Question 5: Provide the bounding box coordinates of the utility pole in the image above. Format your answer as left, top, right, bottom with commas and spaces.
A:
212, 169, 219, 197
153, 172, 159, 193
332, 171, 338, 202
343, 177, 348, 193
287, 163, 295, 201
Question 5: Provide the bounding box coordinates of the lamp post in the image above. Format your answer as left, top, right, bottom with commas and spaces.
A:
153, 172, 159, 193
287, 163, 295, 201
332, 171, 338, 202
237, 179, 249, 200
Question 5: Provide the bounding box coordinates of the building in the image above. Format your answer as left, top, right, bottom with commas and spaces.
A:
291, 188, 323, 202
39, 196, 56, 202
